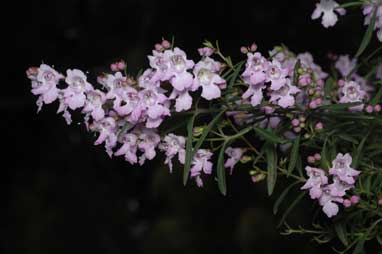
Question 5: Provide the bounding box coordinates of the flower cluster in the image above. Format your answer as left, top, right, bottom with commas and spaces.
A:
313, 0, 382, 41
301, 153, 361, 218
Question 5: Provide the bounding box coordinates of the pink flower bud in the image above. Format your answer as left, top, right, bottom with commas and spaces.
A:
350, 195, 360, 205
314, 153, 321, 160
262, 106, 274, 115
117, 60, 126, 70
110, 63, 118, 72
316, 79, 324, 87
315, 98, 322, 105
293, 127, 301, 133
378, 198, 382, 205
315, 122, 324, 131
343, 199, 352, 208
309, 101, 317, 109
161, 40, 171, 49
250, 43, 257, 52
365, 105, 374, 113
240, 46, 248, 54
291, 119, 300, 127
374, 104, 381, 112
198, 47, 214, 57
338, 79, 345, 87
307, 156, 315, 164
154, 43, 163, 52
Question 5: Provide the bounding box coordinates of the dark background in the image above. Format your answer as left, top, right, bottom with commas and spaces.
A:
2, 0, 375, 253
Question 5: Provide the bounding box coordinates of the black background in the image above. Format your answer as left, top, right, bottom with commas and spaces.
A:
3, 0, 377, 253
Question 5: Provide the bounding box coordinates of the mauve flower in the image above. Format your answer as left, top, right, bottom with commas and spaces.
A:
190, 149, 213, 187
93, 117, 118, 157
138, 88, 170, 128
311, 0, 346, 28
319, 187, 343, 218
82, 89, 106, 121
328, 177, 352, 197
363, 0, 382, 42
266, 59, 289, 90
159, 134, 186, 172
193, 57, 225, 100
329, 153, 360, 185
242, 52, 268, 85
136, 127, 160, 165
165, 47, 195, 90
169, 89, 193, 112
113, 86, 141, 121
224, 147, 245, 174
114, 133, 138, 164
297, 52, 328, 80
335, 55, 357, 77
104, 72, 129, 99
301, 166, 328, 199
198, 47, 214, 57
28, 64, 63, 111
63, 69, 93, 110
269, 79, 300, 108
339, 81, 366, 111
148, 50, 172, 82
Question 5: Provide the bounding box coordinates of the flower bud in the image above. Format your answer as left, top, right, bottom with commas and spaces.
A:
307, 156, 315, 164
314, 153, 321, 160
240, 46, 248, 54
161, 39, 171, 49
250, 43, 258, 52
291, 119, 300, 127
343, 199, 352, 208
193, 126, 204, 137
309, 101, 317, 109
251, 173, 266, 183
315, 122, 323, 131
365, 105, 374, 113
293, 127, 301, 133
350, 195, 360, 205
240, 155, 252, 164
117, 60, 126, 70
154, 43, 163, 52
338, 79, 345, 87
304, 133, 311, 139
110, 63, 118, 72
374, 104, 381, 112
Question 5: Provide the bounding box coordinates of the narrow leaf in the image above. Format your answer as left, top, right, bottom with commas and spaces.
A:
217, 140, 231, 196
355, 7, 378, 57
352, 132, 369, 168
183, 113, 198, 185
334, 222, 349, 247
253, 127, 287, 144
273, 181, 300, 215
287, 135, 300, 176
265, 144, 277, 196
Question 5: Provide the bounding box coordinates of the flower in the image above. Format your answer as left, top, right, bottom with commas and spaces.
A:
159, 134, 186, 172
27, 64, 63, 111
136, 127, 161, 165
63, 69, 94, 110
329, 153, 360, 185
92, 117, 118, 157
82, 89, 106, 121
114, 133, 138, 164
335, 55, 357, 77
193, 57, 225, 100
138, 88, 170, 128
266, 59, 289, 90
328, 177, 352, 197
198, 47, 214, 57
311, 0, 346, 28
190, 149, 213, 187
224, 147, 246, 174
301, 166, 328, 199
319, 187, 343, 218
269, 79, 300, 108
362, 0, 382, 42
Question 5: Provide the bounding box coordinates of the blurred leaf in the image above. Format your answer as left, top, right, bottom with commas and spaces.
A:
324, 77, 335, 99
253, 127, 287, 144
287, 135, 300, 176
292, 59, 301, 86
273, 181, 300, 215
334, 221, 349, 246
265, 144, 277, 196
277, 191, 306, 228
337, 1, 366, 9
318, 102, 362, 110
227, 61, 244, 90
217, 140, 231, 196
370, 86, 382, 106
352, 132, 369, 168
321, 138, 330, 170
355, 7, 378, 58
183, 113, 199, 185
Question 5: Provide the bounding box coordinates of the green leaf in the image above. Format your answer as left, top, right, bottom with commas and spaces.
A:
277, 191, 306, 228
320, 138, 330, 170
334, 222, 349, 247
273, 181, 300, 215
253, 127, 287, 144
324, 77, 335, 99
355, 7, 378, 58
318, 102, 362, 110
292, 59, 301, 86
337, 1, 365, 9
353, 219, 382, 254
183, 113, 198, 185
370, 86, 382, 106
265, 144, 277, 196
287, 135, 300, 176
183, 110, 226, 185
217, 140, 231, 196
352, 132, 369, 168
227, 61, 245, 90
